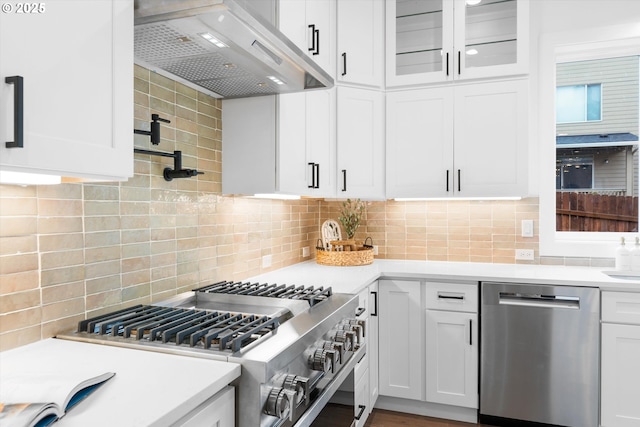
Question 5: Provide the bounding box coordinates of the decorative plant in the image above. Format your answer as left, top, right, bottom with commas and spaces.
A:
338, 198, 365, 240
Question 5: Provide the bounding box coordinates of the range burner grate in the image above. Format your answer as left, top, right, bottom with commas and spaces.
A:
77, 304, 279, 352
193, 281, 333, 307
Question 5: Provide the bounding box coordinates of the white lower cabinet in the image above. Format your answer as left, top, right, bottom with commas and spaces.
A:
425, 311, 478, 408
424, 282, 478, 409
176, 385, 234, 427
378, 279, 479, 422
332, 283, 376, 426
368, 281, 379, 410
601, 291, 640, 427
352, 353, 370, 427
378, 279, 423, 400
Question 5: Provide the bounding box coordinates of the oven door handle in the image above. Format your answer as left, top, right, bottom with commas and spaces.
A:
292, 344, 366, 427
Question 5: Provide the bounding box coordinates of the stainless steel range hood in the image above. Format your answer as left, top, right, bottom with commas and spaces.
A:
134, 0, 333, 99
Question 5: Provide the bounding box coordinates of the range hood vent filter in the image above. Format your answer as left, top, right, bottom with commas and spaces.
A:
134, 0, 333, 99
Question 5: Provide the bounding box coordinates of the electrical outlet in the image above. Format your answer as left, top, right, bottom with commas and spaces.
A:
373, 245, 379, 255
302, 247, 310, 257
515, 249, 534, 261
262, 254, 272, 268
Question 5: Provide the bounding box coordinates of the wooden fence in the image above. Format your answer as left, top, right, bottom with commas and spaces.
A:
556, 192, 638, 232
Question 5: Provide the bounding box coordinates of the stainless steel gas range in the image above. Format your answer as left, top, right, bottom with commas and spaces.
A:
57, 281, 366, 427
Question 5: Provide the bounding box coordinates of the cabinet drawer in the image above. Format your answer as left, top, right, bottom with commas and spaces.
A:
355, 351, 369, 384
602, 291, 640, 325
425, 282, 478, 313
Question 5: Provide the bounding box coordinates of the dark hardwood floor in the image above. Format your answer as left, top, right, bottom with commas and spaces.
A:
365, 408, 495, 427
312, 404, 495, 427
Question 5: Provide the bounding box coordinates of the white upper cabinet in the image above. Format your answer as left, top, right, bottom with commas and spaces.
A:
279, 90, 336, 197
279, 0, 336, 78
336, 87, 385, 200
222, 90, 336, 198
387, 79, 528, 198
0, 0, 133, 182
336, 0, 384, 87
386, 0, 529, 87
222, 1, 336, 198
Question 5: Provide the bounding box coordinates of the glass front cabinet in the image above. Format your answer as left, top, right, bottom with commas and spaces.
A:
385, 0, 529, 87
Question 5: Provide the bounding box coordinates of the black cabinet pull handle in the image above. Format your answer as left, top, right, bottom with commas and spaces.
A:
314, 28, 320, 55
308, 24, 315, 53
5, 75, 24, 148
458, 50, 461, 75
308, 162, 315, 188
371, 291, 378, 316
446, 170, 450, 192
446, 52, 449, 76
341, 169, 347, 191
355, 405, 366, 420
355, 307, 366, 317
469, 319, 472, 346
438, 294, 464, 300
341, 52, 347, 76
458, 169, 461, 192
315, 163, 320, 189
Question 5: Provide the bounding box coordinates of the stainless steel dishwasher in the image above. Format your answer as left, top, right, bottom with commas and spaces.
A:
479, 282, 600, 427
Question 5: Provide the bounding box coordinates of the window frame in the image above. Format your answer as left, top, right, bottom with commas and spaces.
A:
539, 24, 640, 258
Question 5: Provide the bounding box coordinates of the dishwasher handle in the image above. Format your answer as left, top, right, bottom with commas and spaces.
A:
498, 292, 580, 309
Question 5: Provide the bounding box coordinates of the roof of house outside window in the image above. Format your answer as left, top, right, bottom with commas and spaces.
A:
556, 132, 638, 148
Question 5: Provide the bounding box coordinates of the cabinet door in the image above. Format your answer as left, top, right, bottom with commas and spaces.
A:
601, 323, 640, 427
306, 0, 336, 78
306, 88, 336, 197
454, 0, 529, 80
355, 367, 370, 427
378, 279, 423, 400
386, 88, 454, 198
336, 87, 385, 199
278, 92, 309, 194
386, 0, 454, 87
369, 282, 379, 408
425, 311, 478, 408
453, 79, 528, 197
386, 0, 528, 87
0, 0, 133, 181
279, 0, 335, 78
337, 0, 384, 87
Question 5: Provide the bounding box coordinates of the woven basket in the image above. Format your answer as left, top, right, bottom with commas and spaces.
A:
316, 237, 374, 266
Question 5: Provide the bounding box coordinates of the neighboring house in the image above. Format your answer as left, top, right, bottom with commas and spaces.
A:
555, 56, 639, 232
556, 56, 639, 197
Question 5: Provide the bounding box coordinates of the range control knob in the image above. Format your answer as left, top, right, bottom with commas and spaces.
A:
322, 340, 344, 364
333, 329, 355, 351
310, 348, 336, 373
265, 387, 295, 421
343, 318, 366, 338
282, 374, 309, 405
339, 323, 363, 345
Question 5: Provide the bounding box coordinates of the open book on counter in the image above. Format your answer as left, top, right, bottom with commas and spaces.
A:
0, 370, 115, 427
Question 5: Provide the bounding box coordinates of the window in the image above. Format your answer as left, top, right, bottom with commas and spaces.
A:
539, 26, 640, 258
556, 156, 594, 190
556, 84, 601, 123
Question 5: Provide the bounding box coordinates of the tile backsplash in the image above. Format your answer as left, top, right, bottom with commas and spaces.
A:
0, 66, 610, 351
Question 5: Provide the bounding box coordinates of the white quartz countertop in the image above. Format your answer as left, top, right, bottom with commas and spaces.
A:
248, 259, 640, 295
0, 338, 240, 427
